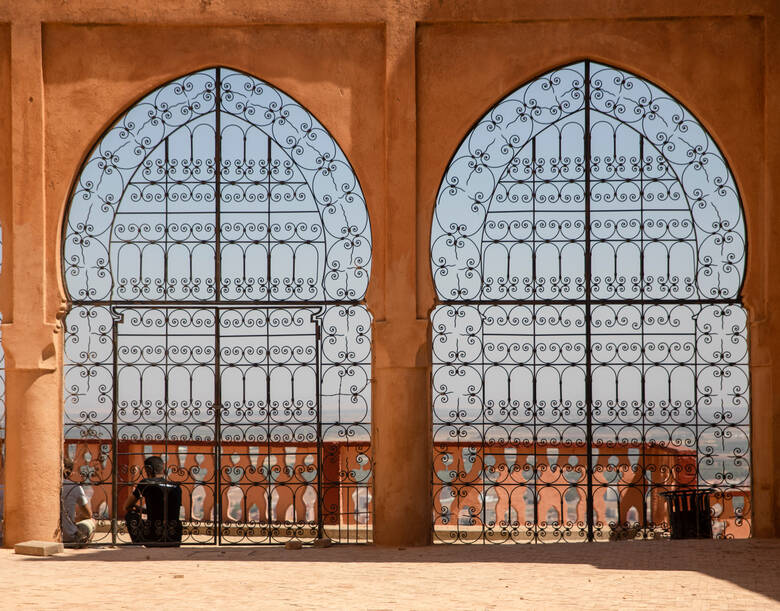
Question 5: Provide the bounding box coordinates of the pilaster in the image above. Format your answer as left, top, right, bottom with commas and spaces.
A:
371, 12, 432, 546
1, 21, 61, 547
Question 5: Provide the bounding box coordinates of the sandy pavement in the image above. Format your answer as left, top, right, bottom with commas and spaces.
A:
0, 539, 778, 610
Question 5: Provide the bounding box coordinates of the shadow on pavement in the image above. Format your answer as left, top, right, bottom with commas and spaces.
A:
18, 538, 780, 603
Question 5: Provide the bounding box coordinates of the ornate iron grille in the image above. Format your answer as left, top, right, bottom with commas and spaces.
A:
431, 61, 750, 543
63, 68, 372, 545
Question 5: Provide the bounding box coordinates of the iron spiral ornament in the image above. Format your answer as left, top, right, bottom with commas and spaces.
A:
63, 67, 372, 545
431, 61, 750, 543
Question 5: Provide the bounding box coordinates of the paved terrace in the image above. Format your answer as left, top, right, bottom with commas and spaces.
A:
0, 539, 778, 609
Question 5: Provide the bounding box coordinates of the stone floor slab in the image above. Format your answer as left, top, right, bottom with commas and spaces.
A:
13, 541, 64, 557
0, 539, 778, 609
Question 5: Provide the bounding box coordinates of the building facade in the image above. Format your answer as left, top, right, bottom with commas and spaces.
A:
0, 0, 778, 547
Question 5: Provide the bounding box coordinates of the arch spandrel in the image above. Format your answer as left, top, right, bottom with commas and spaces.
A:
64, 67, 371, 304
430, 61, 746, 302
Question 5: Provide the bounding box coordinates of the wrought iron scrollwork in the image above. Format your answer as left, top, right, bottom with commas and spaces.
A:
64, 67, 370, 303
431, 61, 750, 543
432, 62, 744, 302
63, 67, 372, 545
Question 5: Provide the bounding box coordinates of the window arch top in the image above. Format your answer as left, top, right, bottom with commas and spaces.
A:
430, 60, 746, 302
64, 67, 371, 303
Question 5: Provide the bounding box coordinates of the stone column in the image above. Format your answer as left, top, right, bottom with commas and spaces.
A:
2, 325, 61, 546
373, 322, 431, 546
1, 21, 63, 547
371, 15, 432, 546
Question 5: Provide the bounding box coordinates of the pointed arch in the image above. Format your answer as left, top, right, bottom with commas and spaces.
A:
430, 60, 745, 302
63, 67, 371, 303
431, 60, 751, 543
62, 67, 373, 545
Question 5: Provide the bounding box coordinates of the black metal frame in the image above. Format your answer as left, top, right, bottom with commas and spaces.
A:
62, 67, 373, 545
109, 304, 324, 545
430, 60, 751, 543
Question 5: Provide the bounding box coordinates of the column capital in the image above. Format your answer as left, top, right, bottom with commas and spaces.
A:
1, 321, 59, 372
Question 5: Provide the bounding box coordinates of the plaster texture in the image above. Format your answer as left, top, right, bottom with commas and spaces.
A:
0, 0, 777, 547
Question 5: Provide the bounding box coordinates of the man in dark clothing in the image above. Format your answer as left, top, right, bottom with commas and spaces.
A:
123, 456, 182, 546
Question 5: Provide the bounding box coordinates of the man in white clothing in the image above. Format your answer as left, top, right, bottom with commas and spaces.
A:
61, 457, 95, 544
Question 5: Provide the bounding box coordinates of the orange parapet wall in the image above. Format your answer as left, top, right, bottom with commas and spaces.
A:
432, 441, 750, 540
63, 438, 373, 535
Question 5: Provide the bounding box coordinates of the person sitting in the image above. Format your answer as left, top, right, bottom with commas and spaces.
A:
123, 456, 182, 546
61, 457, 95, 545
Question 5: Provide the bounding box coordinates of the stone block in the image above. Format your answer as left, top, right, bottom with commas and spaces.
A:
284, 540, 303, 550
313, 537, 332, 548
14, 541, 64, 557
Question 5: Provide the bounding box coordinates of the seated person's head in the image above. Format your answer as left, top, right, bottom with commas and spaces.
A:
143, 456, 165, 478
63, 457, 74, 479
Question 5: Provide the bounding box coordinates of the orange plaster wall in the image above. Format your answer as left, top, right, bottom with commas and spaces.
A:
0, 1, 777, 545
0, 24, 10, 311
0, 24, 7, 529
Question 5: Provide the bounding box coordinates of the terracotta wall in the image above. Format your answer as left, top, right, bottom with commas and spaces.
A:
0, 1, 778, 545
63, 439, 372, 544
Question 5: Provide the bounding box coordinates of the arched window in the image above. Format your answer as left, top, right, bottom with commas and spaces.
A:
431, 60, 750, 543
63, 67, 372, 545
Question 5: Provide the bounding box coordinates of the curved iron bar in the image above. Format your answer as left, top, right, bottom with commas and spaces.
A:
431, 61, 750, 543
63, 68, 373, 545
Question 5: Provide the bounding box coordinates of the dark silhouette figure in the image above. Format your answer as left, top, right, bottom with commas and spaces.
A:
123, 456, 182, 546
